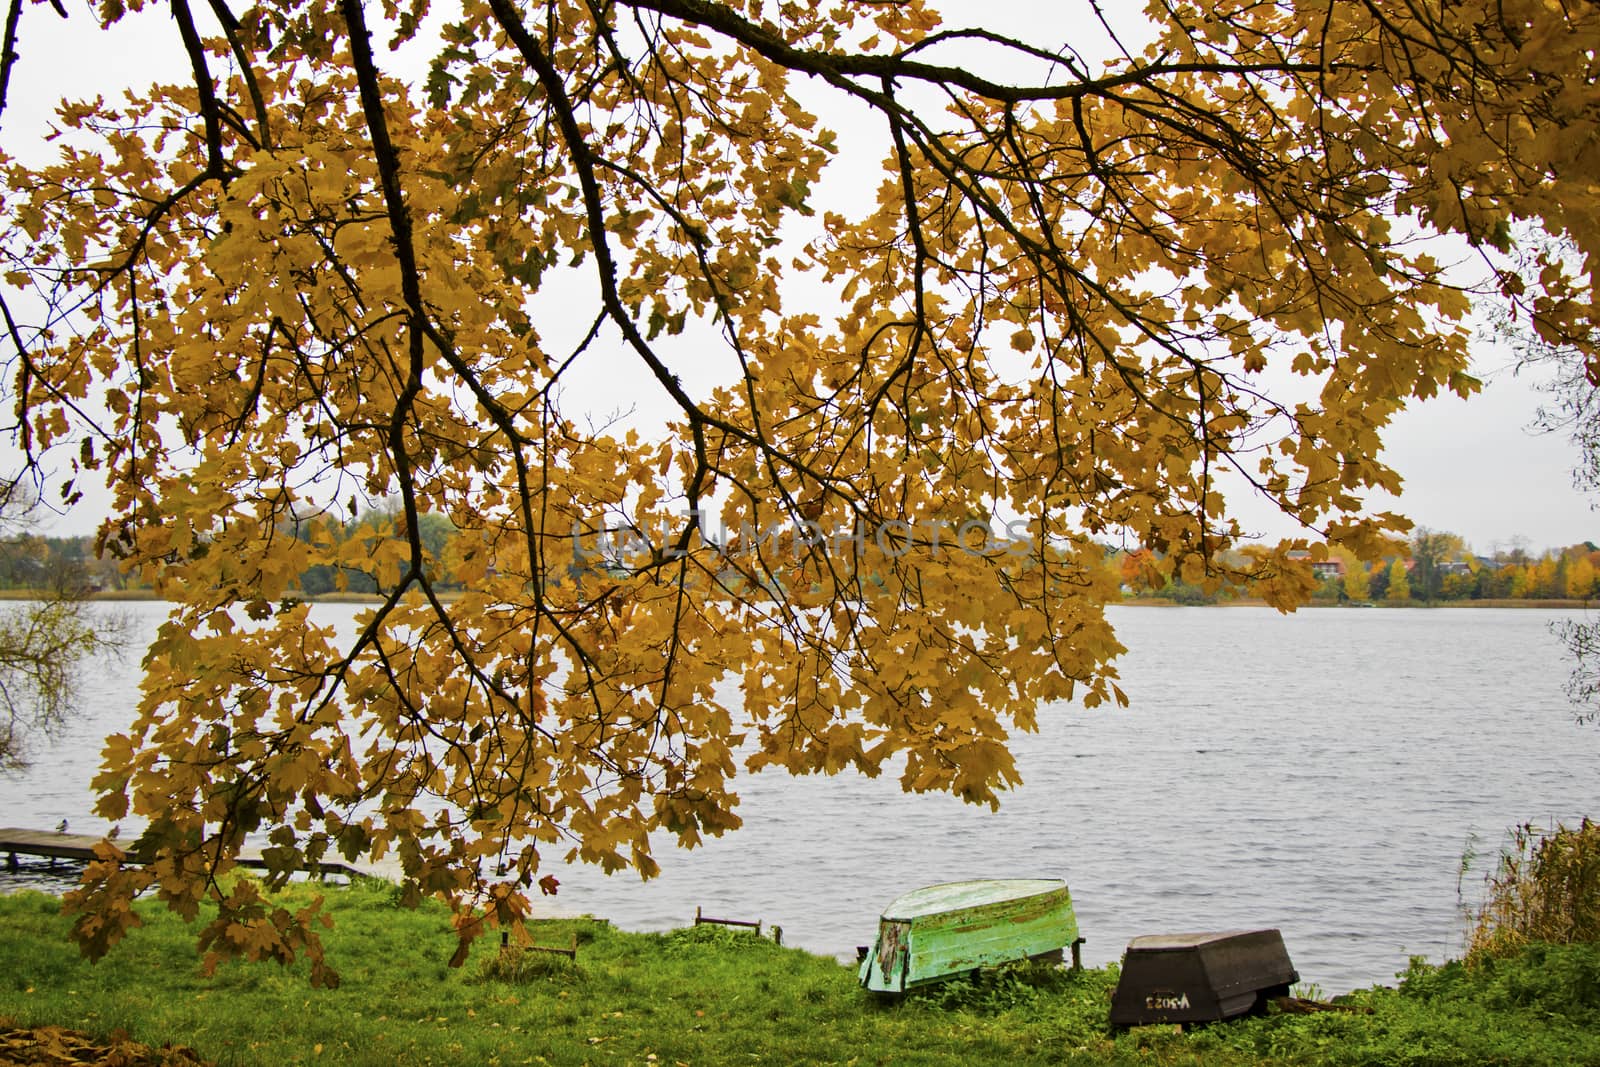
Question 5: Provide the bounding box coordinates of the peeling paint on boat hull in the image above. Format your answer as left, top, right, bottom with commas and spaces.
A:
857, 879, 1078, 994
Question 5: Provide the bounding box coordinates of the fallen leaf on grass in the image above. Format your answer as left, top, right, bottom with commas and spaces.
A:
0, 1024, 212, 1066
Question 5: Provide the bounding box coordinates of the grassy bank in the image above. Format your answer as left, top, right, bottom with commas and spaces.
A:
0, 881, 1597, 1066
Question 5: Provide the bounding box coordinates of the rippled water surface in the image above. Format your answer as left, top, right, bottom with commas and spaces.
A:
4, 601, 1597, 992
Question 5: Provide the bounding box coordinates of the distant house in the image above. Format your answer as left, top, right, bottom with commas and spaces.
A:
1286, 549, 1345, 580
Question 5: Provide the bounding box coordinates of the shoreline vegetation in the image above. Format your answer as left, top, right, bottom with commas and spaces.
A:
0, 879, 1597, 1066
0, 589, 1589, 610
1116, 596, 1596, 609
1, 525, 1596, 612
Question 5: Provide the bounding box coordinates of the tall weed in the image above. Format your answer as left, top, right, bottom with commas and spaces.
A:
1466, 817, 1600, 961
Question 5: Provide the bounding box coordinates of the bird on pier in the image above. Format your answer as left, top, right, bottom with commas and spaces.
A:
55, 819, 68, 834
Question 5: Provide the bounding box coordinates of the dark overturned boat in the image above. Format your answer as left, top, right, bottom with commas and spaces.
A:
857, 878, 1080, 994
1109, 929, 1299, 1028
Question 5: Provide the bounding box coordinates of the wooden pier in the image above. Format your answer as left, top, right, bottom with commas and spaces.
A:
1, 827, 370, 879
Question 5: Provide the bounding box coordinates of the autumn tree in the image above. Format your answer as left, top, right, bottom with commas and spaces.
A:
1440, 561, 1477, 600
1499, 235, 1600, 706
1341, 555, 1371, 603
1533, 555, 1561, 598
1386, 558, 1411, 602
2, 0, 1598, 981
1503, 238, 1600, 495
1409, 527, 1465, 603
1508, 561, 1533, 598
1566, 555, 1596, 601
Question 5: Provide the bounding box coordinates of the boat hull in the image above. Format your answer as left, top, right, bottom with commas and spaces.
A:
1109, 929, 1299, 1028
857, 879, 1078, 994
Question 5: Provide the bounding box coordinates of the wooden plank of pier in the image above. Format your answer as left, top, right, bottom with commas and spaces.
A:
0, 827, 370, 879
0, 827, 111, 864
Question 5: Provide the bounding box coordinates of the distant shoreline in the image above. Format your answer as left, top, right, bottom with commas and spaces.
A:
0, 589, 1587, 610
1118, 597, 1595, 609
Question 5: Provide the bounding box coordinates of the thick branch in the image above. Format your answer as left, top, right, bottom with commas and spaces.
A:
627, 0, 1330, 102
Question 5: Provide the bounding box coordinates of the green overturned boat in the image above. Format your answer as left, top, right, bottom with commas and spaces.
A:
857, 879, 1080, 994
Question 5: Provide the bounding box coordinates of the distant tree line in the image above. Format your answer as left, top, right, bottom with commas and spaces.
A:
1314, 531, 1600, 604
1116, 529, 1600, 605
0, 516, 1592, 606
0, 507, 466, 597
0, 533, 130, 594
289, 510, 463, 596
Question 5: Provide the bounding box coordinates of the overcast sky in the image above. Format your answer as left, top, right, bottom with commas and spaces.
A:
2, 0, 1594, 553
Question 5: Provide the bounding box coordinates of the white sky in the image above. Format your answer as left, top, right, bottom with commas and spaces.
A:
1, 0, 1593, 553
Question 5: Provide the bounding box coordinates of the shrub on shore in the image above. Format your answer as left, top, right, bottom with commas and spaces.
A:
1467, 818, 1600, 962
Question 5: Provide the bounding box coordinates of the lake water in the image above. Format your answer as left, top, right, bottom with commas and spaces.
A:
3, 601, 1597, 993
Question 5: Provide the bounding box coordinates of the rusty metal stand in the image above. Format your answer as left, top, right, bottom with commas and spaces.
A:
694, 905, 777, 942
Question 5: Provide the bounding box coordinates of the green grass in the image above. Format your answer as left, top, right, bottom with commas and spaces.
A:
1, 881, 1598, 1065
